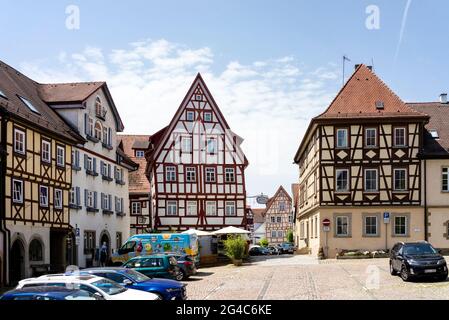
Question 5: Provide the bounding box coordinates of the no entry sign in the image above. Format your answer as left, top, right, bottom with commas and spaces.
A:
322, 219, 331, 227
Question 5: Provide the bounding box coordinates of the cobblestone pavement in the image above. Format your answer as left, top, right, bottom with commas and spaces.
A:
184, 255, 449, 300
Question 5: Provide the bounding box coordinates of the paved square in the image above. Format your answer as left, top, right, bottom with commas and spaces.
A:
184, 255, 449, 300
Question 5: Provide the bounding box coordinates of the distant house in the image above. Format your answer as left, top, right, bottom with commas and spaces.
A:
291, 183, 300, 245
264, 186, 294, 245
251, 208, 266, 244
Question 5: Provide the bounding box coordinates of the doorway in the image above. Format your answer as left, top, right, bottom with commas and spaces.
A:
50, 229, 68, 273
10, 239, 25, 284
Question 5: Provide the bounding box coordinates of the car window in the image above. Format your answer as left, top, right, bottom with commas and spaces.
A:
125, 259, 145, 268
168, 257, 178, 266
142, 258, 162, 267
91, 279, 127, 296
12, 296, 35, 300
64, 291, 98, 301
102, 273, 128, 284
124, 269, 151, 282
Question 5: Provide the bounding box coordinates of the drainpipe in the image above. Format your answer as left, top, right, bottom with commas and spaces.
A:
424, 159, 428, 241
0, 109, 11, 286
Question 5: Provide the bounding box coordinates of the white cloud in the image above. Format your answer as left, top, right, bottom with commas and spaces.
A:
20, 38, 340, 197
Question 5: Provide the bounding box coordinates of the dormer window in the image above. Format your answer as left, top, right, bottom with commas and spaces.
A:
135, 150, 145, 158
95, 96, 105, 118
204, 112, 212, 122
430, 130, 439, 139
375, 101, 384, 110
186, 111, 195, 121
18, 95, 40, 114
196, 95, 202, 101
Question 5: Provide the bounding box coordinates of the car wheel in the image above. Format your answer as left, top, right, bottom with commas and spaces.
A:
400, 265, 411, 282
390, 262, 397, 275
176, 270, 186, 281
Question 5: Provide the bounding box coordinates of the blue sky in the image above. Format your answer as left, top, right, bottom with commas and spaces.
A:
1, 1, 448, 198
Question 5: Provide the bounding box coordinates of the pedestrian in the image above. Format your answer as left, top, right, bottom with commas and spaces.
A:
100, 242, 108, 267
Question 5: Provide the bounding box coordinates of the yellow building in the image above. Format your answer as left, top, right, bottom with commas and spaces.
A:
0, 61, 84, 285
293, 65, 429, 258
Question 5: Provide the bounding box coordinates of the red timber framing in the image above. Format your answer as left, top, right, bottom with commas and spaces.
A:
146, 74, 249, 231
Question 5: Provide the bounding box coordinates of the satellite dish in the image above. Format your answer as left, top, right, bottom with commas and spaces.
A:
256, 194, 269, 205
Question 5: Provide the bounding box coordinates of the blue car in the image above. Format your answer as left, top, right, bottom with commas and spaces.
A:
72, 267, 187, 300
0, 286, 103, 300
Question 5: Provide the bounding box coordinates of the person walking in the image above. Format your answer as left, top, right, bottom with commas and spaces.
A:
100, 242, 108, 267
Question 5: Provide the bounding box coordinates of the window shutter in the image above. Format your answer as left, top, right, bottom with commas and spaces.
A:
114, 166, 118, 180
75, 150, 79, 167
84, 114, 88, 135
100, 161, 104, 175
84, 154, 88, 170
108, 195, 112, 210
84, 189, 88, 207
115, 196, 118, 212
93, 158, 97, 174
101, 193, 104, 209
108, 164, 111, 178
121, 198, 124, 213
94, 192, 98, 209
108, 128, 112, 146
76, 187, 80, 206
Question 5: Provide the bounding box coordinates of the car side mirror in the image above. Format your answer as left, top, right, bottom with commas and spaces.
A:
123, 279, 133, 286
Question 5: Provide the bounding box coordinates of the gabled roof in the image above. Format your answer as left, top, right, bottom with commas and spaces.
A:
116, 140, 139, 171
291, 183, 300, 207
251, 209, 266, 224
294, 65, 429, 163
0, 60, 85, 144
408, 102, 449, 158
265, 185, 292, 211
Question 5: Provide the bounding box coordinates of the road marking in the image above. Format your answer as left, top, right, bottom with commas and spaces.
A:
203, 282, 225, 300
257, 271, 274, 300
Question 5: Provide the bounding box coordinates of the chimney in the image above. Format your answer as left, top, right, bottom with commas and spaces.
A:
440, 93, 448, 104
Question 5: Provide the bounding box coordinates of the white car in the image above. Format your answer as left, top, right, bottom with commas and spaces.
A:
17, 275, 160, 300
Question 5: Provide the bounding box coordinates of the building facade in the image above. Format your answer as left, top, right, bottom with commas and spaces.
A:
0, 61, 85, 284
409, 98, 449, 252
293, 65, 429, 258
264, 186, 294, 244
120, 135, 152, 235
145, 74, 249, 231
44, 83, 136, 268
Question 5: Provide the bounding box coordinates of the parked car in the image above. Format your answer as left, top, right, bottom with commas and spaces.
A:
16, 275, 160, 300
249, 246, 270, 256
277, 243, 296, 254
122, 254, 180, 280
390, 241, 448, 282
266, 246, 281, 255
71, 267, 187, 300
0, 286, 103, 300
171, 254, 197, 281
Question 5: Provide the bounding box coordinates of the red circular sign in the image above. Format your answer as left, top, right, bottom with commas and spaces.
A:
322, 219, 331, 226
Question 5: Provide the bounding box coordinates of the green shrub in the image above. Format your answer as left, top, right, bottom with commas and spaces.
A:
259, 238, 269, 247
224, 235, 247, 260
286, 230, 294, 243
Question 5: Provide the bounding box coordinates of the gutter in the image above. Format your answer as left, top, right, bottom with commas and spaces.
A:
424, 159, 428, 241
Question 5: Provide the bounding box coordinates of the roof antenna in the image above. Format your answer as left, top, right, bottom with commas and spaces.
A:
342, 55, 351, 86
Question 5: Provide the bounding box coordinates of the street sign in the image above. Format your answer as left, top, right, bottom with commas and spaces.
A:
323, 226, 330, 232
256, 195, 269, 205
322, 219, 331, 227
75, 227, 80, 245
383, 212, 390, 224
75, 227, 80, 237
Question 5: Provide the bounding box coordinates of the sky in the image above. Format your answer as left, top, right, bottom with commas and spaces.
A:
1, 0, 449, 201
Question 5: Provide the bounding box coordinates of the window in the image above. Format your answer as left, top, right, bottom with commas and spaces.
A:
135, 150, 145, 158
88, 117, 94, 136
186, 167, 196, 182
0, 89, 7, 99
206, 201, 217, 216
205, 168, 216, 183
186, 201, 197, 216
101, 193, 111, 211
29, 239, 43, 261
86, 157, 93, 172
336, 128, 348, 148
277, 217, 282, 223
365, 216, 378, 236
430, 130, 439, 139
336, 216, 349, 236
69, 187, 80, 207
271, 217, 275, 223
225, 168, 235, 183
41, 140, 51, 163
278, 231, 284, 238
394, 216, 407, 236
182, 137, 192, 153
204, 112, 212, 122
394, 169, 407, 191
95, 96, 103, 117
115, 197, 124, 214
116, 232, 122, 250
12, 179, 23, 204
442, 168, 449, 192
166, 201, 177, 216
394, 127, 406, 147
336, 169, 349, 192
72, 150, 80, 169
14, 128, 25, 154
39, 186, 49, 207
131, 202, 141, 215
56, 146, 65, 167
94, 121, 102, 140
101, 161, 108, 177
364, 169, 378, 192
365, 128, 377, 147
166, 166, 176, 182
207, 138, 216, 154
186, 111, 195, 121
18, 95, 40, 114
225, 201, 236, 216
279, 201, 285, 211
86, 190, 95, 208
84, 231, 96, 254
271, 231, 277, 238
115, 167, 123, 183
54, 189, 63, 209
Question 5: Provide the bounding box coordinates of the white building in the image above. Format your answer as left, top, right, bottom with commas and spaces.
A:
43, 82, 137, 267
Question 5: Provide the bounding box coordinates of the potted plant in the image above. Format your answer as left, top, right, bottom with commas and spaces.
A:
259, 238, 269, 248
224, 235, 246, 266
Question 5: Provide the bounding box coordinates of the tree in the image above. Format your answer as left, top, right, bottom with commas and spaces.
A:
287, 230, 294, 243
259, 238, 269, 247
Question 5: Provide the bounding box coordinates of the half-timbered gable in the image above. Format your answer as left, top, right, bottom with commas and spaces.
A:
145, 74, 248, 231
264, 186, 293, 244
293, 65, 429, 258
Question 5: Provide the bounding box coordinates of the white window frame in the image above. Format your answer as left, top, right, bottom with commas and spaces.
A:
271, 231, 277, 238
206, 138, 216, 154
186, 167, 196, 182
205, 167, 216, 183
206, 201, 217, 216
12, 179, 23, 204
204, 112, 212, 122
186, 201, 197, 216
394, 127, 407, 147
131, 202, 142, 215
14, 128, 25, 155
56, 146, 65, 167
87, 190, 94, 208
41, 140, 51, 163
225, 168, 235, 183
364, 216, 378, 236
336, 216, 349, 236
39, 185, 49, 207
394, 216, 407, 236
166, 201, 178, 216
336, 169, 349, 193
54, 189, 63, 209
393, 168, 407, 191
69, 187, 76, 206
166, 166, 176, 182
279, 201, 285, 211
225, 201, 236, 216
365, 128, 377, 148
135, 150, 145, 158
186, 111, 195, 121
181, 136, 192, 153
336, 128, 348, 148
364, 168, 378, 192
442, 167, 449, 192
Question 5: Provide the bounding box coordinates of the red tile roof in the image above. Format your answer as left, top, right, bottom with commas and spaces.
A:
38, 82, 105, 104
252, 209, 266, 224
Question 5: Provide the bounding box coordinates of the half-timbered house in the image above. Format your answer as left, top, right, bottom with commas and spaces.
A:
0, 61, 85, 284
145, 74, 249, 231
264, 186, 294, 244
293, 65, 429, 258
119, 135, 152, 235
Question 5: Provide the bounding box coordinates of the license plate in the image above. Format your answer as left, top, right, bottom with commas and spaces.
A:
424, 269, 437, 273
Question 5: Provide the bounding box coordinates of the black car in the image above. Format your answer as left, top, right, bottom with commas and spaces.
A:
277, 243, 296, 254
390, 242, 448, 281
249, 246, 269, 256
172, 254, 197, 281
